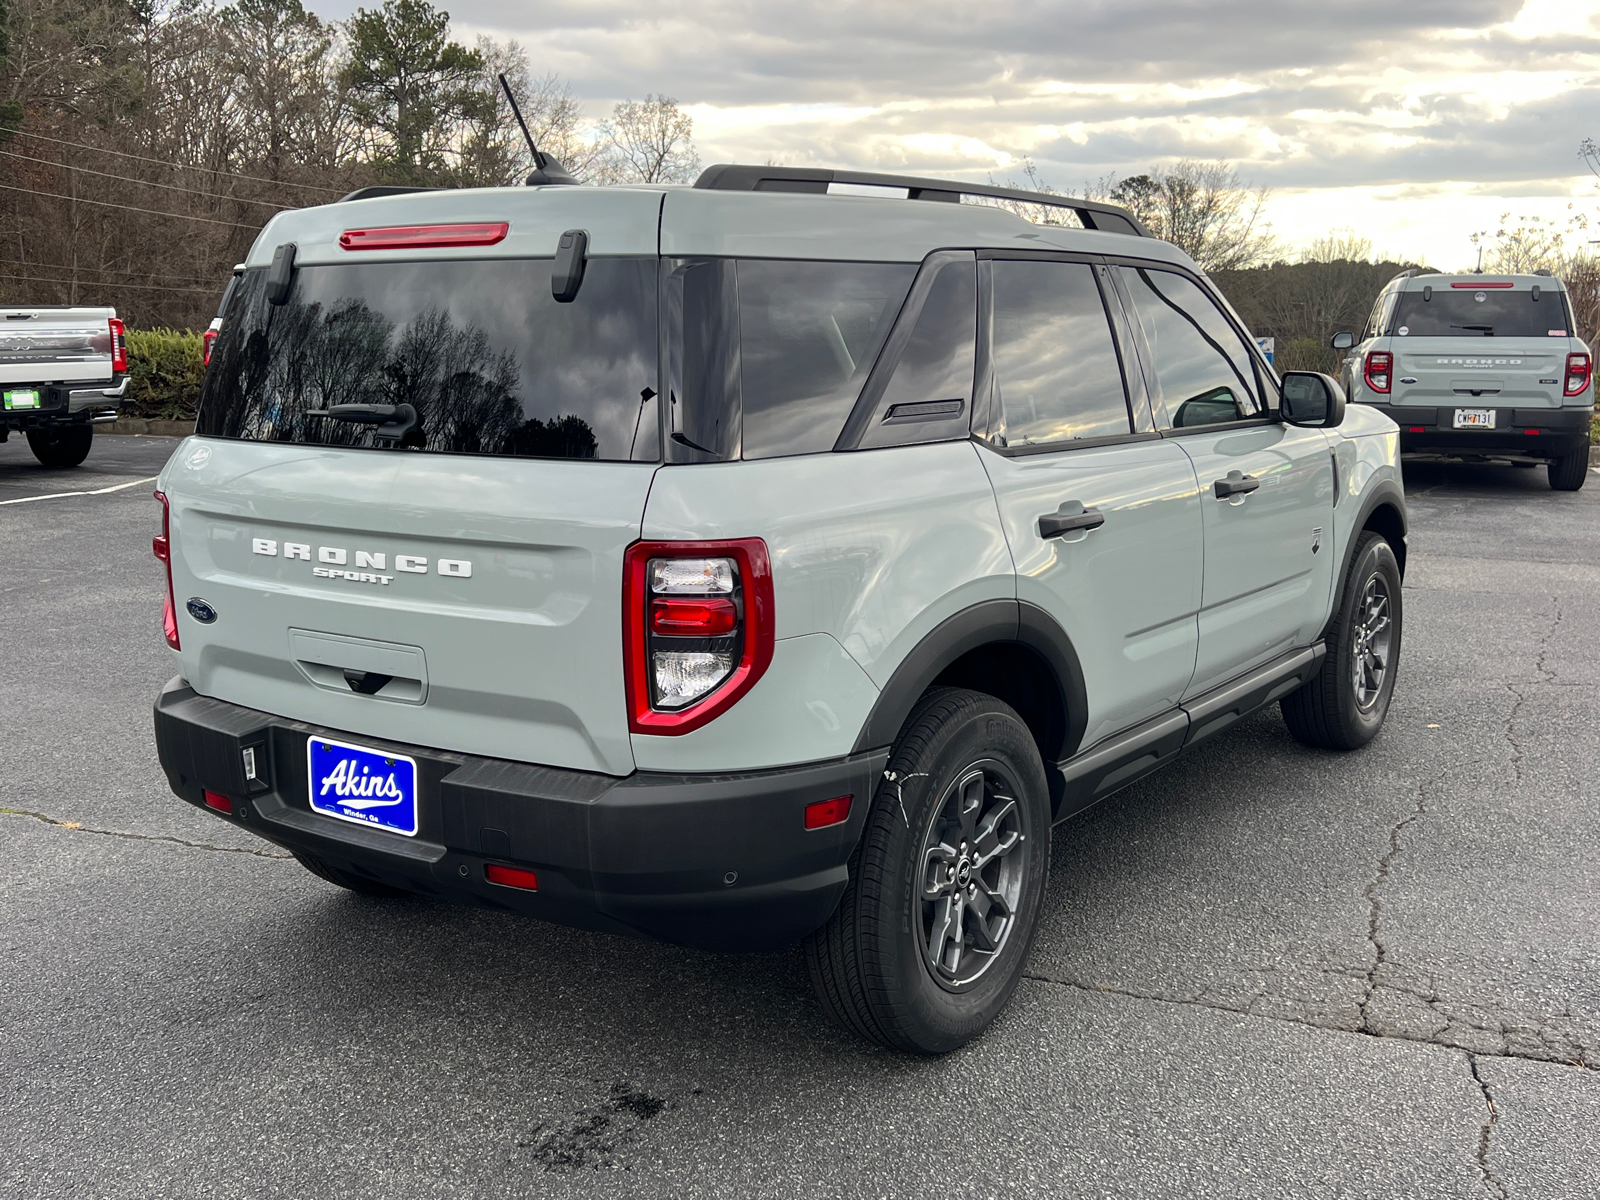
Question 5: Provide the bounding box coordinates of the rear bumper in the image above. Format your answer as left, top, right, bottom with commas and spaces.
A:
0, 375, 127, 428
1360, 402, 1592, 460
152, 677, 885, 951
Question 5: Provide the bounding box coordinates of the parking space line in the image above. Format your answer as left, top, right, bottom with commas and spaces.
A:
0, 475, 158, 506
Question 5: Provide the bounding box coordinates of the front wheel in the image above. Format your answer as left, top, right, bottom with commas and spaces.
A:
26, 425, 93, 468
803, 688, 1051, 1053
1549, 451, 1589, 491
1282, 531, 1402, 750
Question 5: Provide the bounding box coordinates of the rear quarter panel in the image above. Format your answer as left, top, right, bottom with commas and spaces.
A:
635, 441, 1015, 771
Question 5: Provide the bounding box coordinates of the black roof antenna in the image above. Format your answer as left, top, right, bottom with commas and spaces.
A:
498, 73, 577, 186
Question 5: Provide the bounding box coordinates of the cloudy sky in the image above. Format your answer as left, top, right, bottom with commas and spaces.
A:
440, 0, 1600, 268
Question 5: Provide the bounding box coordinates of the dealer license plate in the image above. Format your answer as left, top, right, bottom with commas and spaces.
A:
307, 737, 419, 837
1453, 408, 1496, 429
2, 389, 40, 410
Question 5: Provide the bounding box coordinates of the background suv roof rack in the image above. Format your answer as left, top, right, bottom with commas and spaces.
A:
693, 164, 1150, 237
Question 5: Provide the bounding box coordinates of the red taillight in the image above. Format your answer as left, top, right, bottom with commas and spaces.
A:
485, 863, 538, 891
339, 223, 509, 251
1450, 281, 1513, 288
1365, 350, 1392, 395
203, 790, 233, 814
153, 491, 179, 650
1565, 352, 1591, 397
804, 795, 853, 831
650, 596, 738, 637
1408, 426, 1426, 433
623, 539, 774, 735
202, 328, 218, 367
108, 318, 127, 373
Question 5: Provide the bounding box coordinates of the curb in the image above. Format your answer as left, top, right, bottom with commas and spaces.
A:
1591, 445, 1600, 466
100, 419, 196, 438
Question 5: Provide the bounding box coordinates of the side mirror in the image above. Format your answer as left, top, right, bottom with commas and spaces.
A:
265, 242, 297, 306
1330, 331, 1355, 351
1280, 371, 1346, 429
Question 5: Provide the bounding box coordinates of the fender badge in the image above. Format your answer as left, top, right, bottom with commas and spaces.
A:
186, 598, 218, 623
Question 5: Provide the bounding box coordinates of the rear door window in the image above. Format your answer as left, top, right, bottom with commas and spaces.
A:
1391, 288, 1569, 338
199, 258, 658, 460
1118, 266, 1264, 429
990, 259, 1130, 448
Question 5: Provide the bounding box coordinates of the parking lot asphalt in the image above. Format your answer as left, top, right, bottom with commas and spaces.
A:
3, 433, 1598, 1199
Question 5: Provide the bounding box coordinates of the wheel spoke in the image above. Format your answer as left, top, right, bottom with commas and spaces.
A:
921, 840, 960, 900
928, 896, 958, 972
957, 771, 984, 844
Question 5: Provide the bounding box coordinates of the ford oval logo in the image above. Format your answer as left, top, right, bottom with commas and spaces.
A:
186, 598, 218, 623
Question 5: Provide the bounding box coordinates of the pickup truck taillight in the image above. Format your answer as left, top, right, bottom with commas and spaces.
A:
202, 328, 218, 367
1364, 350, 1392, 395
108, 318, 127, 373
1566, 352, 1592, 397
153, 491, 179, 650
623, 539, 773, 735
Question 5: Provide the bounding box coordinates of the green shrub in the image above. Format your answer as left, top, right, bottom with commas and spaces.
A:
126, 327, 204, 420
1275, 336, 1331, 374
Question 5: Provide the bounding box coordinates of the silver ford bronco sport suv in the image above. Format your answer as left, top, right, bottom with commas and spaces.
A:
151, 165, 1407, 1052
1335, 269, 1593, 490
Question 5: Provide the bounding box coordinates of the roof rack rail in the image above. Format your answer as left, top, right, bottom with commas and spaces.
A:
339, 185, 444, 203
693, 164, 1150, 237
1390, 268, 1422, 281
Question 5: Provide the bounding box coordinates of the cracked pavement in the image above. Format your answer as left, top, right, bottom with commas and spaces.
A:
3, 438, 1599, 1198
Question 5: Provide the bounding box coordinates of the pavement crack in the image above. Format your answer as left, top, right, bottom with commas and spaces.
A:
1468, 1055, 1508, 1199
0, 807, 291, 859
1022, 970, 1598, 1073
1503, 599, 1563, 783
1358, 770, 1445, 1033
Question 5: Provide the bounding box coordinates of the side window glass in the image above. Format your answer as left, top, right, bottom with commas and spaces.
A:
1364, 294, 1387, 341
1118, 266, 1262, 429
991, 259, 1130, 448
856, 254, 977, 450
738, 260, 915, 459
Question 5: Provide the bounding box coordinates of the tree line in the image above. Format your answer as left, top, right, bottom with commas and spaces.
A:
0, 0, 700, 328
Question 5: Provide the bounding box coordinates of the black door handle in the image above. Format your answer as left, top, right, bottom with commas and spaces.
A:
1213, 471, 1261, 499
1038, 503, 1106, 539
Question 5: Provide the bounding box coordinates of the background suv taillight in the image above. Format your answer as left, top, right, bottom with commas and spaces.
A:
1364, 350, 1392, 394
108, 317, 128, 374
623, 539, 774, 735
1566, 351, 1592, 397
202, 327, 218, 367
152, 491, 179, 649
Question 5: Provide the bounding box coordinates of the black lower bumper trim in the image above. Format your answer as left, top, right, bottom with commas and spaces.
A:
153, 677, 887, 951
1361, 402, 1592, 460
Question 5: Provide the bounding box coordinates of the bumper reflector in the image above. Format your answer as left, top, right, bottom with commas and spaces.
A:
485, 863, 539, 891
804, 794, 853, 830
202, 790, 233, 814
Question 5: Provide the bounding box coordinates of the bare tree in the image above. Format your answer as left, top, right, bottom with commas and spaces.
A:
457, 38, 596, 186
594, 94, 699, 185
1088, 160, 1276, 271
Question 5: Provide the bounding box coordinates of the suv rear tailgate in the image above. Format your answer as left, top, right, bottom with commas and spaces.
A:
159, 438, 653, 775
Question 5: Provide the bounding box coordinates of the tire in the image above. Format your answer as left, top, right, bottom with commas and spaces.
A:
292, 849, 414, 897
803, 688, 1051, 1053
26, 425, 93, 468
1281, 531, 1402, 751
1549, 452, 1588, 491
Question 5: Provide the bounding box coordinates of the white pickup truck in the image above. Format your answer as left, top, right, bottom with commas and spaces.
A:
0, 305, 130, 467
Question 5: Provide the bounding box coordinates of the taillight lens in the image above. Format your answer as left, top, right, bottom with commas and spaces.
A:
1365, 350, 1392, 394
623, 539, 774, 735
108, 318, 128, 373
202, 328, 218, 367
1566, 352, 1591, 397
153, 491, 179, 650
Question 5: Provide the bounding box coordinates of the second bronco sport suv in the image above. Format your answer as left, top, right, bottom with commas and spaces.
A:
151, 165, 1407, 1052
1336, 269, 1593, 489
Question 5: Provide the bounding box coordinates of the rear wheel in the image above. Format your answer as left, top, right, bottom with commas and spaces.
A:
26, 425, 93, 468
803, 688, 1051, 1053
1282, 531, 1402, 750
1549, 452, 1589, 491
292, 849, 414, 897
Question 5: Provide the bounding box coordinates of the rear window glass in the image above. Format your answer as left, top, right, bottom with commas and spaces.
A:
1390, 288, 1570, 338
198, 258, 658, 460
